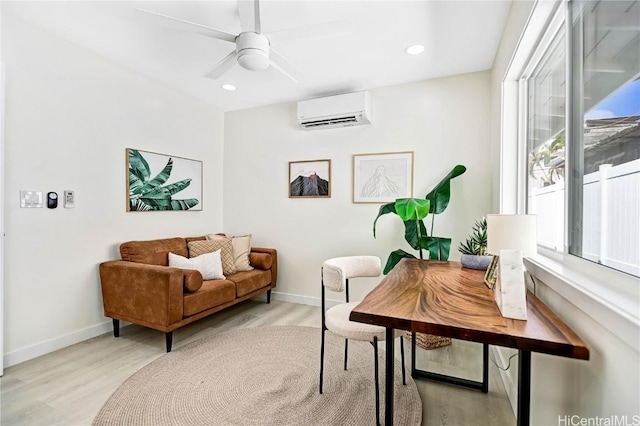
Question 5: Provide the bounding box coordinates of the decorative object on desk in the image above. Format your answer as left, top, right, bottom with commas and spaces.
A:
486, 214, 537, 320
483, 255, 499, 289
373, 165, 467, 274
458, 216, 492, 270
127, 149, 202, 211
352, 151, 414, 203
289, 159, 331, 198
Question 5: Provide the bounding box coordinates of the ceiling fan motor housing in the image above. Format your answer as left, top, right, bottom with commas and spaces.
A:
236, 32, 270, 71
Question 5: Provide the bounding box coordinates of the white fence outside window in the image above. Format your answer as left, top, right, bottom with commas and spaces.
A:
529, 159, 640, 277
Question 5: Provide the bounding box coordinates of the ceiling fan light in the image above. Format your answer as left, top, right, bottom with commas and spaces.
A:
405, 44, 425, 55
237, 49, 270, 71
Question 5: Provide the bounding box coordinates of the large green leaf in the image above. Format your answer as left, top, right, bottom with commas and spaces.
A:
145, 158, 173, 190
426, 236, 452, 261
383, 249, 417, 275
424, 165, 466, 214
403, 219, 428, 251
128, 150, 151, 185
394, 198, 430, 221
372, 202, 396, 238
139, 179, 192, 198
128, 171, 144, 197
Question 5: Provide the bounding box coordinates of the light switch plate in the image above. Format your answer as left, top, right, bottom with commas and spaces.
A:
20, 191, 43, 208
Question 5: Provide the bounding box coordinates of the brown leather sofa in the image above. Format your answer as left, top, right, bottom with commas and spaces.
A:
99, 236, 277, 352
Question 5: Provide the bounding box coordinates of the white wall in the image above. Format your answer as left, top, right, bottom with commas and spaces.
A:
1, 14, 224, 366
490, 2, 640, 424
223, 73, 493, 304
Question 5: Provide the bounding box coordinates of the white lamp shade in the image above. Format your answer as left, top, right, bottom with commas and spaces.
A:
487, 214, 537, 257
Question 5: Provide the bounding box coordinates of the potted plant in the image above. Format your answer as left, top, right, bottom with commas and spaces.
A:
373, 165, 466, 273
458, 217, 492, 270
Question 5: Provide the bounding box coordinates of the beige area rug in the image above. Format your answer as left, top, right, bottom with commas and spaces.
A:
93, 325, 422, 426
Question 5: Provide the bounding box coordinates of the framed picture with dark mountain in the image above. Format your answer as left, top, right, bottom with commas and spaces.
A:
288, 159, 331, 198
126, 148, 203, 211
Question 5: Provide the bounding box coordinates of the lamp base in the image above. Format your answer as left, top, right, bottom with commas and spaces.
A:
494, 250, 527, 320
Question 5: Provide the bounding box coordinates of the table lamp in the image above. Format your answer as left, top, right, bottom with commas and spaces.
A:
486, 214, 537, 320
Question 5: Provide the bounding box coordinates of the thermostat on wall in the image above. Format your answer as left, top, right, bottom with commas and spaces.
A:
64, 190, 75, 208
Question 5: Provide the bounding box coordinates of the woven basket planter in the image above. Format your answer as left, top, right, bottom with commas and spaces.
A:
403, 331, 452, 350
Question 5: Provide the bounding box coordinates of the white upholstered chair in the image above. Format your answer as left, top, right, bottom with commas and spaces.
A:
319, 256, 405, 425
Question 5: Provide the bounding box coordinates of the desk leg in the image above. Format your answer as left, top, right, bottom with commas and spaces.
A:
517, 350, 531, 426
385, 327, 394, 426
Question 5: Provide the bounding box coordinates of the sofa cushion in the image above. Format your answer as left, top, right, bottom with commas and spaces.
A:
120, 237, 187, 265
227, 269, 272, 298
168, 251, 225, 280
192, 238, 237, 275
230, 235, 254, 272
183, 279, 236, 317
249, 252, 272, 270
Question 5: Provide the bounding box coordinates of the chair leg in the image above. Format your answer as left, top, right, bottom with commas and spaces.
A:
319, 327, 326, 394
373, 336, 380, 426
266, 289, 272, 304
343, 339, 349, 370
400, 334, 406, 385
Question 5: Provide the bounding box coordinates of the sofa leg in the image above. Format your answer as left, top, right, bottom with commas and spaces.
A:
112, 319, 120, 338
267, 289, 272, 304
166, 332, 173, 353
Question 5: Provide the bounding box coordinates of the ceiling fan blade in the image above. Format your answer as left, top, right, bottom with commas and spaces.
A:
138, 8, 237, 44
204, 50, 238, 79
238, 0, 261, 33
269, 48, 304, 83
266, 19, 353, 45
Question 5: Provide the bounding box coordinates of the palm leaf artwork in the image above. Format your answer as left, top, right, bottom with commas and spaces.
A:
127, 149, 200, 211
373, 165, 466, 274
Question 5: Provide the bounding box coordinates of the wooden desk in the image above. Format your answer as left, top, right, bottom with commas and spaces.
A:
350, 259, 589, 426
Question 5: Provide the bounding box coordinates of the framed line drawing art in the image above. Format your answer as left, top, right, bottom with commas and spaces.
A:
289, 159, 331, 198
126, 148, 203, 211
352, 151, 413, 203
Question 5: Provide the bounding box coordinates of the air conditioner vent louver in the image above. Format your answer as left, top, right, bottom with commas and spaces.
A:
297, 91, 371, 130
301, 115, 359, 128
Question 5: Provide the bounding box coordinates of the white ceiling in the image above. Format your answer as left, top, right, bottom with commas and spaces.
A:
2, 1, 512, 112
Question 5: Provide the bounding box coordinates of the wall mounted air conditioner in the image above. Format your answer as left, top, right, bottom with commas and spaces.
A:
297, 91, 371, 130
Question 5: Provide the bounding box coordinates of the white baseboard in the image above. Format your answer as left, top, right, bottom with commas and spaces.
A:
491, 346, 518, 416
257, 290, 341, 308
3, 320, 115, 369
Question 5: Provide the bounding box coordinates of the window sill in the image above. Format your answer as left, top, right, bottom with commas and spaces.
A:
524, 253, 640, 354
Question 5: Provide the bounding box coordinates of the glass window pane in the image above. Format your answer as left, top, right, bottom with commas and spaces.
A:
527, 30, 566, 252
570, 0, 640, 277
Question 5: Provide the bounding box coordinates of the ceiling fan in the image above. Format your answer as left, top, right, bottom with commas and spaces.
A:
139, 0, 352, 83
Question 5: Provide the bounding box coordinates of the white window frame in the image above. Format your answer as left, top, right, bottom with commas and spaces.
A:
501, 0, 640, 353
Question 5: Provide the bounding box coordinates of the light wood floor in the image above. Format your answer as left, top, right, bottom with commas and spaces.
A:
1, 300, 515, 425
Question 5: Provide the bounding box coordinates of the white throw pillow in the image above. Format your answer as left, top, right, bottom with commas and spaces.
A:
168, 250, 225, 280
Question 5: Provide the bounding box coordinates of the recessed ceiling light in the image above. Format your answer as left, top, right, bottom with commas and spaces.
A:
405, 44, 425, 55
221, 84, 237, 91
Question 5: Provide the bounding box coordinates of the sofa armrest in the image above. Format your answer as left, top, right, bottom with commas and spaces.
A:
250, 247, 277, 287
99, 261, 189, 327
